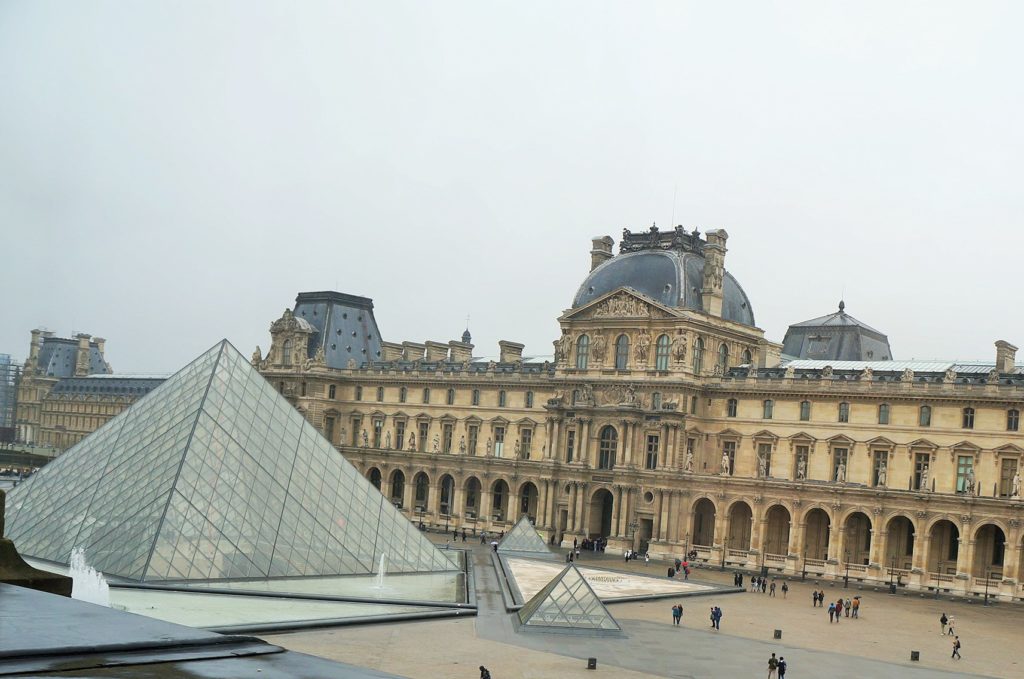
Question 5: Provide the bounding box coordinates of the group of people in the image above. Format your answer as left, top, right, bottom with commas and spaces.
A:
580, 537, 606, 552
766, 652, 788, 678
940, 613, 962, 659
673, 557, 691, 579
742, 575, 787, 597
624, 548, 648, 564
814, 592, 860, 622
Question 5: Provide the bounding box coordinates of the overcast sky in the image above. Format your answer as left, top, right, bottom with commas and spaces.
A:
2, 1, 1022, 373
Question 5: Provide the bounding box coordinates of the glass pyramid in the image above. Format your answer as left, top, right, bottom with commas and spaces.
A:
497, 516, 550, 555
517, 564, 620, 632
5, 340, 457, 582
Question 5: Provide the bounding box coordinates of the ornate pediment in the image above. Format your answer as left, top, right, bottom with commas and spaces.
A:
562, 288, 677, 321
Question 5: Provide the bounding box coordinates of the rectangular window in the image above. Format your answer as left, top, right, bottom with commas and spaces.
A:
872, 450, 888, 486
326, 416, 338, 442
351, 418, 362, 446
525, 391, 534, 408
878, 404, 889, 425
499, 391, 507, 407
442, 423, 453, 453
722, 441, 736, 475
328, 384, 336, 400
838, 402, 849, 423
355, 386, 362, 401
494, 426, 506, 457
691, 396, 698, 415
472, 389, 480, 406
762, 399, 773, 419
418, 422, 429, 452
446, 389, 455, 406
372, 419, 383, 448
377, 387, 384, 401
799, 401, 810, 421
956, 455, 974, 493
566, 429, 576, 463
422, 388, 430, 404
757, 442, 772, 477
962, 408, 975, 429
300, 382, 307, 397
919, 406, 931, 427
914, 452, 930, 490
1009, 409, 1020, 431
467, 424, 478, 456
999, 458, 1018, 497
832, 447, 848, 482
520, 429, 533, 458
727, 399, 737, 417
396, 421, 406, 450
795, 445, 809, 479
645, 434, 660, 470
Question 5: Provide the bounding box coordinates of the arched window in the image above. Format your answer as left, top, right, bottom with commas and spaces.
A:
440, 476, 454, 515
282, 340, 292, 365
762, 399, 774, 419
414, 473, 430, 509
655, 334, 671, 371
919, 405, 932, 427
717, 343, 729, 373
693, 337, 705, 375
447, 388, 455, 405
615, 335, 629, 370
962, 407, 975, 429
399, 387, 407, 403
471, 389, 480, 406
368, 468, 382, 489
878, 403, 890, 425
1008, 409, 1020, 432
742, 348, 752, 365
800, 400, 811, 421
598, 425, 618, 469
838, 402, 850, 423
727, 398, 738, 417
575, 335, 590, 370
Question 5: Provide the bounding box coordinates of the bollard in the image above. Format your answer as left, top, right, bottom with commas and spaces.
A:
773, 629, 782, 639
587, 657, 597, 670
910, 651, 920, 662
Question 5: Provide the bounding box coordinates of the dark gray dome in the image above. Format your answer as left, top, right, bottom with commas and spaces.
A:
572, 249, 756, 327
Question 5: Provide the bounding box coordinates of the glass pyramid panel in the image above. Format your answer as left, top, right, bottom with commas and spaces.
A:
517, 564, 620, 631
6, 340, 456, 581
497, 516, 550, 555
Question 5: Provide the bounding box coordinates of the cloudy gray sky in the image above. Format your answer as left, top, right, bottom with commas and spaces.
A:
2, 1, 1022, 373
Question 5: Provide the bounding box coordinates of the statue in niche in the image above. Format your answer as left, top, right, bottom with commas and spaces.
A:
672, 330, 687, 363
877, 461, 887, 487
920, 465, 930, 491
251, 346, 262, 366
966, 469, 976, 495
684, 450, 694, 473
340, 428, 347, 446
459, 436, 466, 454
514, 439, 521, 457
384, 431, 392, 449
796, 458, 807, 480
581, 383, 594, 404
634, 330, 652, 364
554, 331, 572, 363
486, 438, 493, 456
720, 451, 731, 476
432, 434, 440, 453
835, 462, 846, 483
591, 333, 607, 362
1012, 472, 1022, 498
361, 429, 369, 448
408, 433, 416, 451
757, 453, 767, 478
623, 384, 637, 405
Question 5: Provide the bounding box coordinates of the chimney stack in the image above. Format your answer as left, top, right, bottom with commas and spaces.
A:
701, 229, 729, 318
590, 236, 614, 271
74, 334, 92, 377
498, 340, 525, 364
995, 340, 1018, 374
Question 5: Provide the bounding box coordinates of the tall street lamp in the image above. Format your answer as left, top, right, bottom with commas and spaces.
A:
984, 568, 992, 606
721, 536, 729, 571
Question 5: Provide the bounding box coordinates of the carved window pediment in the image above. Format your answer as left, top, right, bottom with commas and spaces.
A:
562, 288, 677, 321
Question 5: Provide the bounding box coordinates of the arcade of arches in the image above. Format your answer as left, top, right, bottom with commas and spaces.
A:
358, 458, 1024, 601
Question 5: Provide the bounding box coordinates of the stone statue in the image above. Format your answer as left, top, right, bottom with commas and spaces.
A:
835, 462, 846, 483
459, 436, 466, 454
486, 438, 493, 456
1012, 472, 1021, 498
591, 333, 607, 362
361, 429, 369, 448
757, 453, 767, 478
408, 433, 416, 451
684, 451, 694, 473
901, 368, 915, 382
796, 458, 807, 480
340, 427, 347, 446
920, 465, 930, 491
554, 331, 572, 363
251, 346, 262, 366
514, 439, 521, 457
821, 365, 834, 378
944, 368, 957, 382
581, 383, 594, 404
634, 330, 652, 364
385, 431, 392, 449
860, 367, 873, 381
966, 469, 976, 495
672, 330, 687, 362
432, 434, 440, 453
623, 384, 637, 405
877, 461, 887, 486
720, 451, 731, 475
313, 344, 326, 365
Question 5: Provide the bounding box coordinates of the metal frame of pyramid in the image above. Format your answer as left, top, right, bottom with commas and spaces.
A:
496, 516, 551, 556
5, 340, 457, 582
517, 563, 621, 635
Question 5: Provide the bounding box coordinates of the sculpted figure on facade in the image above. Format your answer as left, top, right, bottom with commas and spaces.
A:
361, 429, 369, 448
408, 433, 416, 451
721, 451, 731, 475
796, 458, 807, 480
384, 431, 392, 449
944, 368, 957, 382
1012, 472, 1022, 498
821, 365, 833, 378
459, 436, 466, 454
634, 330, 651, 365
672, 330, 687, 363
877, 460, 887, 487
757, 452, 767, 478
432, 434, 440, 453
486, 438, 493, 456
835, 462, 846, 483
684, 450, 694, 473
860, 367, 873, 381
591, 333, 607, 362
554, 331, 572, 363
987, 369, 1000, 384
251, 346, 263, 367
514, 439, 521, 458
901, 368, 915, 382
966, 468, 976, 495
919, 464, 930, 491
784, 365, 795, 379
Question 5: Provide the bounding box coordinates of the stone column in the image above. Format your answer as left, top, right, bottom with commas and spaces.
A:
402, 480, 415, 516
453, 484, 465, 527
658, 490, 670, 541
790, 522, 806, 560
480, 486, 492, 527
869, 529, 886, 568
580, 419, 592, 467
612, 485, 624, 536
575, 483, 586, 533
620, 422, 631, 467
579, 483, 592, 537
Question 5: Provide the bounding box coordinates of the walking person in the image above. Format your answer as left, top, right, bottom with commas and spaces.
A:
952, 636, 961, 660
778, 656, 787, 678
479, 666, 491, 679
851, 596, 860, 618
713, 606, 722, 630
769, 581, 776, 597
761, 578, 767, 593
844, 597, 851, 617
767, 652, 779, 679
947, 614, 956, 636
940, 612, 948, 635
812, 590, 818, 607
781, 581, 789, 599
835, 598, 843, 620
828, 601, 836, 623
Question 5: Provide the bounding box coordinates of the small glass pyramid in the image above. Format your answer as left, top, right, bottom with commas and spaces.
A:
497, 516, 550, 555
5, 340, 457, 582
517, 564, 620, 632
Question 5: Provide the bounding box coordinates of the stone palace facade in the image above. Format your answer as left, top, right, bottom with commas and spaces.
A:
255, 226, 1024, 601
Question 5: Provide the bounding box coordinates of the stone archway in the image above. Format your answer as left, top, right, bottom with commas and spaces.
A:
389, 469, 405, 508
491, 479, 510, 522
463, 476, 482, 519
588, 488, 614, 538
727, 501, 753, 551
438, 474, 455, 517
804, 508, 831, 560
367, 467, 382, 490
972, 524, 1006, 580
692, 498, 716, 547
763, 505, 791, 557
843, 512, 872, 566
413, 472, 430, 512
927, 519, 959, 575
518, 482, 539, 522
884, 515, 915, 571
